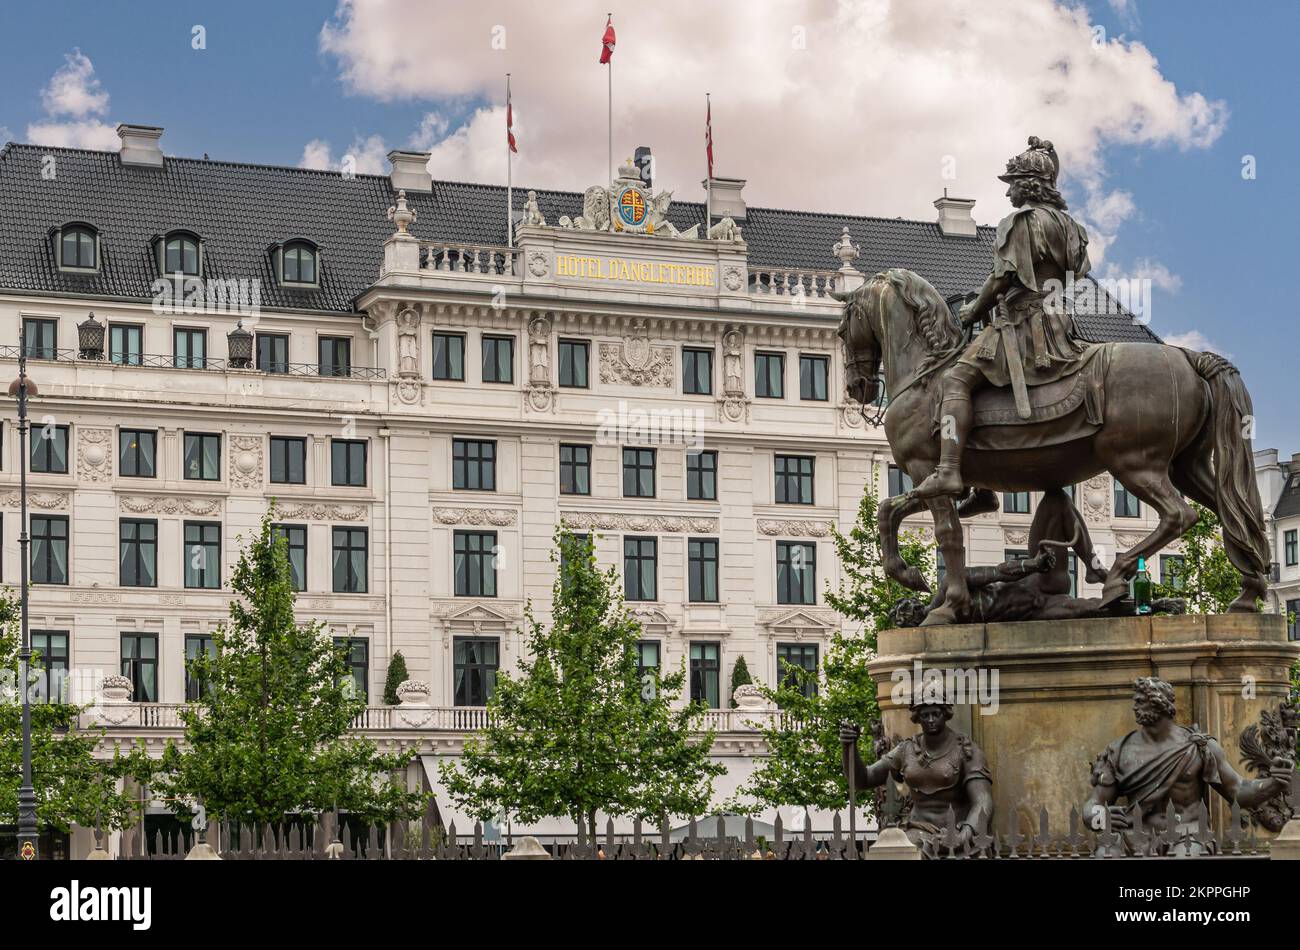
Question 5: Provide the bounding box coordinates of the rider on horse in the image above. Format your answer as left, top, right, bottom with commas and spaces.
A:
910, 136, 1094, 502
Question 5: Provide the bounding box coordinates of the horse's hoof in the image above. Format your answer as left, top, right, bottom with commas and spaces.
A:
921, 606, 958, 626
1099, 576, 1129, 607
1085, 568, 1108, 585
901, 567, 931, 593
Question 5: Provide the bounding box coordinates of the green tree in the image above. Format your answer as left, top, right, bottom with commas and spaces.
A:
734, 482, 932, 812
150, 511, 424, 828
1151, 502, 1242, 614
382, 651, 410, 706
441, 527, 724, 836
729, 655, 753, 699
0, 590, 144, 834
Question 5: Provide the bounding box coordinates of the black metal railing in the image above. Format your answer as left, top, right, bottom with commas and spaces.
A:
0, 347, 386, 380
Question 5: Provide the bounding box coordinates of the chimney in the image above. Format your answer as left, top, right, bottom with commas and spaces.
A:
703, 176, 747, 221
117, 124, 164, 167
934, 190, 977, 237
388, 150, 432, 193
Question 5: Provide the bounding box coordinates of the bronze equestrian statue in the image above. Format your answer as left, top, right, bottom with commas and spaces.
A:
836, 136, 1270, 625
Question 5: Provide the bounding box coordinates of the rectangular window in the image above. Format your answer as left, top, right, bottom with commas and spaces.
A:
1068, 553, 1078, 597
687, 450, 717, 501
689, 642, 720, 708
331, 439, 367, 487
775, 454, 815, 505
269, 436, 306, 485
119, 429, 156, 478
799, 354, 829, 401
888, 464, 913, 497
432, 332, 466, 381
184, 634, 215, 701
256, 333, 290, 373
331, 527, 368, 593
173, 327, 206, 369
454, 530, 498, 597
1161, 554, 1185, 590
755, 352, 785, 398
183, 432, 221, 481
183, 521, 221, 589
319, 337, 352, 378
119, 519, 158, 587
452, 439, 496, 491
1288, 599, 1300, 642
333, 637, 369, 701
23, 318, 57, 360
453, 637, 499, 706
558, 340, 589, 388
622, 447, 656, 498
688, 537, 719, 603
30, 425, 69, 474
31, 631, 69, 704
637, 641, 660, 699
109, 324, 143, 365
120, 633, 158, 703
31, 515, 69, 585
776, 541, 816, 605
683, 347, 713, 395
777, 643, 819, 699
272, 523, 308, 592
1003, 492, 1030, 514
481, 335, 514, 384
1286, 530, 1298, 567
1004, 548, 1030, 564
1114, 481, 1141, 518
624, 536, 658, 601
559, 444, 591, 495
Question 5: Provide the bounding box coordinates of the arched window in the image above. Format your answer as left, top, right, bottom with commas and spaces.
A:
163, 232, 201, 276
282, 240, 318, 285
58, 225, 97, 270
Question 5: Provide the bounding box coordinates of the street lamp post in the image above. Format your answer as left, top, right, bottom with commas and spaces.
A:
11, 330, 38, 859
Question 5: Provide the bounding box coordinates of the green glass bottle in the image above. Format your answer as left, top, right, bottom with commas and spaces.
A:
1134, 557, 1152, 616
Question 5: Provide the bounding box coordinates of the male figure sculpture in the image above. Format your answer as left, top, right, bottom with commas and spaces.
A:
841, 698, 994, 856
911, 136, 1092, 502
1083, 677, 1294, 855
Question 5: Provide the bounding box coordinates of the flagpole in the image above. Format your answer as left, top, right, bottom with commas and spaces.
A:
507, 73, 513, 249
705, 92, 712, 237
607, 13, 613, 187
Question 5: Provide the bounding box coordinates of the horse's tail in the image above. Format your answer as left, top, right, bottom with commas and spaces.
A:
1189, 350, 1270, 577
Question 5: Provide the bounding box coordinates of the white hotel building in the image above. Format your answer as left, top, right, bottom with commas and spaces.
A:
0, 125, 1170, 855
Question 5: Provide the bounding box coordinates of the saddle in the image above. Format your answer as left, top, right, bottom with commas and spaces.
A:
964, 343, 1111, 451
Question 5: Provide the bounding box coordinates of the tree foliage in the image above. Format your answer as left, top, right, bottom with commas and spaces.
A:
729, 655, 753, 699
0, 590, 144, 832
441, 527, 725, 834
734, 483, 932, 812
383, 651, 410, 706
149, 511, 424, 827
1151, 502, 1242, 614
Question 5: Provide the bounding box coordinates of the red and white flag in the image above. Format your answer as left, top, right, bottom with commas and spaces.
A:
599, 15, 616, 64
507, 79, 517, 153
706, 97, 714, 178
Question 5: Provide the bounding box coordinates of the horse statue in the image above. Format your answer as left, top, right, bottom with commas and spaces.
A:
834, 266, 1269, 625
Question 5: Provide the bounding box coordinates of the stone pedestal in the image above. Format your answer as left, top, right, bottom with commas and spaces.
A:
869, 614, 1299, 840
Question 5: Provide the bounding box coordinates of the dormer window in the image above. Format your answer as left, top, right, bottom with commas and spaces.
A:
160, 231, 202, 277
271, 239, 321, 288
54, 223, 99, 272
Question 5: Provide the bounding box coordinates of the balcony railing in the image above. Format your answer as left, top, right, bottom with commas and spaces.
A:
420, 242, 517, 276
748, 268, 841, 299
0, 347, 386, 380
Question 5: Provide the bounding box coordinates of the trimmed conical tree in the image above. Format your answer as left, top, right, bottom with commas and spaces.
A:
383, 652, 410, 706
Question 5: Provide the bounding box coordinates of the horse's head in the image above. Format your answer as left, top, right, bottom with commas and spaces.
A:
833, 284, 881, 407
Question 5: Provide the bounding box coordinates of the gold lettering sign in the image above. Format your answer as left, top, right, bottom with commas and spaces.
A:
555, 254, 716, 289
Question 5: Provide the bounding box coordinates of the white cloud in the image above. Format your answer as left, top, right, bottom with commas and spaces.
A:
317, 0, 1228, 244
1162, 329, 1226, 356
409, 112, 450, 150
25, 50, 120, 150
298, 133, 389, 175
1125, 258, 1182, 293
41, 49, 110, 117
1108, 0, 1141, 32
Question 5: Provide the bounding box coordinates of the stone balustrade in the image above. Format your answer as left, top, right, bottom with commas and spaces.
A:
420, 242, 517, 277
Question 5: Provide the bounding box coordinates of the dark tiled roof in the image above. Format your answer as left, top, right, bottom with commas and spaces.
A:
1274, 472, 1300, 519
0, 142, 1159, 343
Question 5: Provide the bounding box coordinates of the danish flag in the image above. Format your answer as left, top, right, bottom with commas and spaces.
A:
599, 16, 616, 64
507, 80, 517, 153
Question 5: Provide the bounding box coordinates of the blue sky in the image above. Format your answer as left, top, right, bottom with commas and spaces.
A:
1, 0, 1296, 454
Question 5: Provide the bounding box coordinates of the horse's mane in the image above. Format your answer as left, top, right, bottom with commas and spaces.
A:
856, 268, 964, 375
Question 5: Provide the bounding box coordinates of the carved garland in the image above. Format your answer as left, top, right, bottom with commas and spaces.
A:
757, 519, 831, 538
275, 503, 368, 522
559, 512, 718, 533
0, 491, 69, 510
433, 508, 519, 526
119, 496, 223, 516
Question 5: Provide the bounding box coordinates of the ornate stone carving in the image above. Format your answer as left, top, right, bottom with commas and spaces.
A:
70, 590, 120, 604
119, 496, 222, 516
525, 385, 554, 413
274, 502, 368, 522
0, 491, 69, 510
599, 324, 673, 387
77, 427, 113, 483
527, 250, 549, 277
1114, 532, 1147, 548
717, 396, 750, 424
528, 314, 551, 385
160, 594, 185, 606
229, 434, 263, 490
757, 519, 831, 538
722, 265, 745, 291
839, 400, 866, 430
433, 507, 518, 526
397, 307, 420, 377
1081, 474, 1110, 524
521, 191, 546, 228
395, 379, 423, 405
559, 511, 718, 533
1004, 528, 1030, 545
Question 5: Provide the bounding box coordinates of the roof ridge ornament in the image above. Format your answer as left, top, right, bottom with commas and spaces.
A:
387, 190, 417, 235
